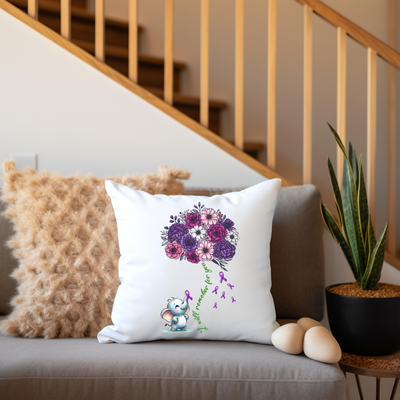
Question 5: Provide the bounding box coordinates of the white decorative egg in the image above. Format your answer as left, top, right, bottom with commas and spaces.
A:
297, 317, 323, 332
271, 323, 305, 355
303, 326, 342, 363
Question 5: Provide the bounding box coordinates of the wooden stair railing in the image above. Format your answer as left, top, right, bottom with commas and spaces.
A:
285, 0, 400, 262
2, 0, 400, 267
0, 0, 284, 181
7, 0, 265, 160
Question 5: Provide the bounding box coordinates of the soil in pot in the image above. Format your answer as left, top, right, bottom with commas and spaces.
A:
330, 283, 400, 298
326, 283, 400, 356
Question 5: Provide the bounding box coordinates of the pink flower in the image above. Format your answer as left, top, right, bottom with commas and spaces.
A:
165, 241, 184, 259
196, 240, 214, 261
201, 208, 218, 227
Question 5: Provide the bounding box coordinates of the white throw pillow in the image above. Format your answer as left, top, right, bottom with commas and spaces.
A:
98, 179, 281, 344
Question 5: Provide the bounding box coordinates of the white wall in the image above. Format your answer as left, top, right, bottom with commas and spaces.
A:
1, 8, 400, 400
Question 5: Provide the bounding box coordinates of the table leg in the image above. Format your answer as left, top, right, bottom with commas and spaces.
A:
355, 374, 364, 400
376, 377, 380, 400
390, 378, 399, 400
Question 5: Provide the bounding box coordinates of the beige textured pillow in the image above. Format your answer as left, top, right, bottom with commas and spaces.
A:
0, 161, 190, 338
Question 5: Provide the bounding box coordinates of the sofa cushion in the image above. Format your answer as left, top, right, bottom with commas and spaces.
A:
0, 329, 346, 400
0, 161, 190, 337
98, 179, 281, 345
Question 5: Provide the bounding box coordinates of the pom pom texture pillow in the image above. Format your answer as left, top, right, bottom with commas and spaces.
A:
98, 178, 281, 345
0, 161, 189, 339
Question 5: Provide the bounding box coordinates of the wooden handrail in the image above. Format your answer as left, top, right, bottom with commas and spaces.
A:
293, 0, 400, 70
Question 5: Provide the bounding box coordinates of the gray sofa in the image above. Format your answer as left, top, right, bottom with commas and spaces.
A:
0, 185, 346, 400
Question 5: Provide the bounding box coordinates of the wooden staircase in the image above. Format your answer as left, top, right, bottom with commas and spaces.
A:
8, 0, 264, 159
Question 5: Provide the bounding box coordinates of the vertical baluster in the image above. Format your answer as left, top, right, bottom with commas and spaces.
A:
200, 0, 209, 128
164, 0, 174, 105
95, 0, 105, 62
303, 5, 313, 184
28, 0, 38, 19
235, 0, 244, 151
337, 27, 346, 188
129, 0, 138, 83
388, 0, 396, 254
61, 0, 71, 40
367, 47, 377, 227
267, 0, 277, 170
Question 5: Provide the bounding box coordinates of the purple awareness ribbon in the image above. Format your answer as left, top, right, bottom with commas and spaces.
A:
185, 290, 193, 302
219, 271, 227, 284
221, 291, 226, 299
227, 283, 234, 290
213, 303, 218, 309
212, 286, 219, 294
231, 297, 236, 303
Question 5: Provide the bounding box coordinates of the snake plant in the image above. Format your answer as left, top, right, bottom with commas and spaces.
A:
321, 124, 388, 290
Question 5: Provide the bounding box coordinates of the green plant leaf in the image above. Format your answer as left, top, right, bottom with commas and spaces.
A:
366, 215, 377, 268
361, 223, 388, 290
321, 202, 360, 284
358, 158, 369, 247
342, 154, 365, 281
320, 201, 337, 240
327, 123, 366, 278
349, 142, 359, 189
327, 157, 344, 229
327, 123, 347, 157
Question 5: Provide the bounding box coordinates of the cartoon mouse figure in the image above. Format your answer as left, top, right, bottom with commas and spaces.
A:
161, 297, 190, 331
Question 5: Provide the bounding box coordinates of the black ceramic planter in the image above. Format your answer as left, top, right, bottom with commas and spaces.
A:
326, 283, 400, 356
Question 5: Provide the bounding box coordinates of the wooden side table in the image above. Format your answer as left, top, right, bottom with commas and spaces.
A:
339, 351, 400, 400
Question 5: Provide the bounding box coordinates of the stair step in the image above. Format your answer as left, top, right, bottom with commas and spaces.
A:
42, 0, 86, 9
72, 39, 186, 93
144, 87, 227, 136
227, 141, 265, 160
9, 0, 142, 47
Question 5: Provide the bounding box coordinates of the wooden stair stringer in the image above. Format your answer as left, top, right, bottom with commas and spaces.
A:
0, 0, 288, 185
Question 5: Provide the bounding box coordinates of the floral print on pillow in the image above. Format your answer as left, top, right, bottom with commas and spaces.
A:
160, 202, 240, 270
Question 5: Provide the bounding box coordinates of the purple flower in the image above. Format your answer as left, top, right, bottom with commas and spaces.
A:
168, 223, 188, 243
213, 240, 236, 259
207, 223, 227, 243
181, 233, 198, 252
185, 212, 202, 229
186, 250, 200, 264
223, 219, 234, 231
